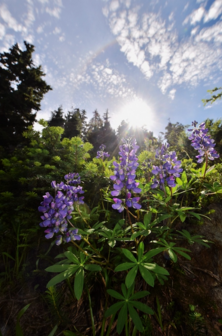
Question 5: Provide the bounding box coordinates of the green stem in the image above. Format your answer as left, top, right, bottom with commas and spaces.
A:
71, 241, 106, 266
105, 314, 116, 336
87, 287, 96, 336
132, 326, 137, 336
203, 155, 208, 179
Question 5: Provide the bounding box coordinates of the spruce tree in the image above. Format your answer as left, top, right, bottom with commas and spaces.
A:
63, 108, 82, 139
48, 106, 65, 128
0, 41, 52, 148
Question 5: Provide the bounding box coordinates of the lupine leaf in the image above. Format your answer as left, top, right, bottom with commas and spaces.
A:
142, 248, 165, 261
139, 265, 154, 287
130, 291, 150, 301
138, 242, 144, 261
104, 302, 123, 318
168, 249, 177, 262
84, 264, 102, 271
128, 304, 144, 332
125, 266, 138, 288
174, 249, 191, 260
131, 301, 154, 314
117, 304, 128, 334
46, 270, 75, 288
64, 251, 79, 264
115, 262, 135, 272
107, 289, 124, 300
144, 212, 152, 227
74, 268, 84, 300
45, 264, 71, 272
122, 249, 137, 262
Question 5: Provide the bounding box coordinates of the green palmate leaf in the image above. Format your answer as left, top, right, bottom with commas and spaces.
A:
176, 177, 183, 185
84, 264, 102, 271
45, 264, 71, 272
128, 304, 144, 332
64, 251, 80, 264
130, 291, 150, 301
139, 265, 154, 287
121, 283, 127, 297
168, 249, 177, 262
46, 268, 77, 288
126, 266, 138, 288
107, 289, 124, 300
201, 161, 206, 176
151, 264, 169, 275
105, 302, 123, 318
122, 249, 137, 262
131, 231, 144, 240
143, 248, 165, 261
117, 304, 128, 334
131, 301, 154, 314
74, 268, 84, 300
190, 212, 201, 220
115, 262, 135, 272
181, 171, 188, 184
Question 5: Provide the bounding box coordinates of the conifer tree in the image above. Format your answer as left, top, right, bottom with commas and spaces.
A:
48, 106, 65, 128
63, 108, 82, 139
0, 41, 52, 148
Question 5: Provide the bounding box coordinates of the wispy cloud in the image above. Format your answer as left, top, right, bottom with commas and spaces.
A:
204, 0, 222, 22
102, 0, 222, 98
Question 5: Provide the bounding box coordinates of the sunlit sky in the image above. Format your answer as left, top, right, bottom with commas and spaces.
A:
1, 0, 222, 136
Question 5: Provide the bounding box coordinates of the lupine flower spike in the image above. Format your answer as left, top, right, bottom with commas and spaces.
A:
96, 144, 110, 160
38, 173, 83, 245
188, 121, 219, 163
110, 138, 141, 213
151, 144, 183, 190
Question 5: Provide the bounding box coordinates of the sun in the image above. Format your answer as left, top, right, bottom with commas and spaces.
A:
116, 97, 155, 130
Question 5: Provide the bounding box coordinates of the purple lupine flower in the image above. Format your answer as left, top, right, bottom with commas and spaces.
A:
96, 144, 110, 160
38, 172, 83, 244
110, 138, 141, 213
151, 144, 183, 190
188, 121, 219, 163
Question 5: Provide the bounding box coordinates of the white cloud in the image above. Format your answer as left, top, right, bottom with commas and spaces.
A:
103, 1, 222, 96
53, 27, 61, 34
37, 25, 44, 33
169, 88, 176, 100
0, 4, 25, 33
183, 6, 205, 25
204, 0, 222, 22
110, 0, 119, 12
0, 23, 5, 39
45, 7, 61, 18
195, 21, 222, 43
183, 3, 189, 11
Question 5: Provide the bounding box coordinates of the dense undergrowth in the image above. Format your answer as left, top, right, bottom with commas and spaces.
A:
0, 120, 222, 336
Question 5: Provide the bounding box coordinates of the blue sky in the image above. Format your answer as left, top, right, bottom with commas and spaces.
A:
0, 0, 222, 136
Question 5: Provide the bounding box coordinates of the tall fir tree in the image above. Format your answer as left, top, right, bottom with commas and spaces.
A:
63, 108, 83, 139
0, 41, 52, 148
48, 106, 65, 128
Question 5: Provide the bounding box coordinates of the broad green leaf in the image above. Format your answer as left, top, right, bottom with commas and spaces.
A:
131, 231, 143, 240
190, 212, 201, 220
64, 251, 79, 264
121, 283, 127, 297
128, 303, 144, 332
117, 304, 128, 334
74, 268, 84, 300
130, 291, 150, 301
45, 264, 71, 273
115, 262, 135, 272
105, 302, 123, 318
122, 249, 137, 263
139, 265, 154, 287
84, 264, 101, 272
46, 269, 75, 288
150, 264, 169, 275
168, 249, 177, 262
174, 249, 191, 260
125, 266, 138, 288
143, 248, 165, 261
181, 171, 187, 184
176, 177, 182, 185
144, 212, 152, 227
107, 289, 124, 300
138, 242, 144, 261
178, 212, 186, 222
201, 161, 206, 177
131, 301, 154, 314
